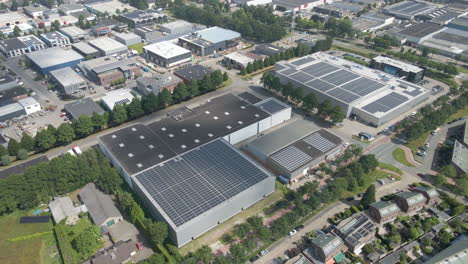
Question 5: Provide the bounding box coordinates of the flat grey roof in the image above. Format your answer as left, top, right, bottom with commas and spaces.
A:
385, 1, 434, 17
88, 37, 127, 52
64, 98, 105, 120
174, 64, 213, 81
26, 47, 83, 69
452, 140, 468, 174
59, 25, 87, 37
191, 26, 240, 44
50, 67, 86, 87
398, 23, 444, 38
72, 42, 99, 54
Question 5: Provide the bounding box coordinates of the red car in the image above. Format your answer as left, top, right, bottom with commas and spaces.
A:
417, 173, 425, 177
136, 242, 143, 250
59, 113, 66, 117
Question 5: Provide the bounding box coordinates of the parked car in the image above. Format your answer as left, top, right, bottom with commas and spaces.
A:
387, 175, 395, 181
377, 179, 385, 185
345, 196, 355, 201
260, 249, 269, 256
250, 256, 259, 262
295, 225, 305, 231
417, 173, 425, 177
136, 242, 143, 250
425, 142, 430, 148
418, 146, 427, 151
60, 113, 66, 117
289, 229, 297, 236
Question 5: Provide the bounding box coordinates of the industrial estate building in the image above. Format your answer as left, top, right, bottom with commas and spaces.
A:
0, 75, 18, 92
72, 42, 100, 58
143, 41, 192, 68
64, 98, 105, 120
100, 88, 135, 111
383, 1, 435, 20
25, 47, 84, 75
40, 32, 71, 47
50, 67, 88, 97
98, 93, 285, 247
0, 97, 41, 122
245, 119, 342, 182
119, 10, 167, 28
179, 27, 241, 56
113, 32, 141, 46
0, 35, 46, 57
395, 22, 445, 44
78, 57, 141, 86
59, 26, 89, 43
174, 64, 213, 83
274, 52, 430, 127
88, 37, 127, 56
160, 20, 194, 35
136, 74, 182, 95
371, 56, 425, 83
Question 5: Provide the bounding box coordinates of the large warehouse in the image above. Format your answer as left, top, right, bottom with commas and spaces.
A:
143, 41, 192, 68
88, 37, 127, 56
98, 93, 290, 246
25, 47, 84, 75
244, 119, 342, 182
179, 27, 241, 56
383, 1, 435, 20
275, 52, 430, 127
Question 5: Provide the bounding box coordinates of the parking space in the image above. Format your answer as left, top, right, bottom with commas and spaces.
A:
108, 220, 154, 262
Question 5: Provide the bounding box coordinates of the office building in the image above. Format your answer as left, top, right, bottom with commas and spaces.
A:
371, 56, 425, 83
143, 41, 192, 68
0, 35, 46, 57
98, 93, 277, 247
88, 37, 127, 56
50, 67, 88, 97
136, 74, 182, 95
179, 27, 241, 56
79, 57, 141, 86
275, 52, 430, 127
40, 31, 71, 47
25, 47, 84, 75
119, 10, 167, 28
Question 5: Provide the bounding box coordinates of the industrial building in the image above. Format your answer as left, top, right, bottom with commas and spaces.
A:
136, 74, 182, 95
174, 64, 213, 83
113, 32, 141, 46
18, 97, 41, 115
64, 98, 105, 120
98, 93, 278, 247
59, 26, 89, 43
447, 15, 468, 32
40, 32, 71, 47
334, 213, 376, 254
88, 37, 127, 56
134, 27, 164, 42
24, 5, 49, 18
272, 0, 323, 12
383, 1, 435, 20
0, 35, 46, 57
100, 88, 135, 111
0, 97, 41, 122
254, 44, 285, 57
26, 47, 84, 75
244, 118, 341, 182
159, 20, 194, 35
143, 41, 192, 68
84, 0, 136, 16
224, 52, 256, 69
0, 75, 18, 92
179, 27, 241, 56
72, 42, 100, 58
119, 10, 167, 28
50, 67, 88, 97
79, 57, 141, 86
421, 28, 468, 58
57, 4, 87, 15
371, 56, 425, 83
0, 12, 32, 27
395, 22, 445, 44
274, 52, 430, 127
369, 201, 401, 224
416, 8, 463, 26
352, 12, 395, 33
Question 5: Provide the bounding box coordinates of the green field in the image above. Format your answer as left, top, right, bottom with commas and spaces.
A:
0, 210, 60, 264
129, 43, 145, 54
378, 162, 403, 175
392, 148, 416, 167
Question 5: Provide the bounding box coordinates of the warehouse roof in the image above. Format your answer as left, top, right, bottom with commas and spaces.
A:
160, 20, 193, 30
0, 35, 44, 52
187, 26, 240, 44
420, 8, 462, 25
0, 102, 24, 117
24, 5, 49, 13
72, 42, 99, 55
370, 201, 401, 217
114, 32, 140, 41
100, 93, 270, 175
452, 140, 468, 174
273, 0, 321, 10
174, 64, 213, 81
448, 16, 468, 29
143, 41, 191, 59
237, 91, 262, 104
50, 67, 86, 87
120, 9, 165, 20
255, 97, 290, 115
133, 138, 273, 228
60, 25, 87, 37
397, 191, 426, 206
79, 183, 122, 227
41, 31, 68, 41
225, 52, 254, 65
26, 47, 83, 69
101, 88, 134, 111
64, 98, 105, 120
88, 37, 127, 52
384, 1, 434, 18
398, 22, 444, 38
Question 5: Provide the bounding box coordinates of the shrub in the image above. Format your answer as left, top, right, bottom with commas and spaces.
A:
17, 149, 28, 160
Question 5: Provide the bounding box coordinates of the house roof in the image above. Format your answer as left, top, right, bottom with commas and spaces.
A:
311, 234, 343, 256
49, 196, 82, 223
92, 240, 136, 264
397, 191, 426, 206
370, 201, 401, 217
424, 236, 468, 264
79, 183, 122, 226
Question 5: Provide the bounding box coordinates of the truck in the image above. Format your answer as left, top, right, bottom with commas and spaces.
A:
72, 145, 82, 155
142, 67, 150, 72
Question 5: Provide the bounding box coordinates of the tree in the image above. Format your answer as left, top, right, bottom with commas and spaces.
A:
158, 88, 172, 107
127, 97, 144, 119
358, 154, 379, 173
318, 99, 333, 117
172, 82, 189, 103
246, 63, 254, 74
363, 244, 375, 254
303, 93, 317, 112
20, 133, 35, 151
433, 174, 447, 186
240, 67, 247, 75
56, 123, 76, 145
1, 155, 11, 166
17, 149, 28, 160
211, 70, 224, 86
142, 93, 159, 113
13, 26, 21, 37
291, 87, 304, 105
7, 138, 20, 156
329, 106, 344, 124
10, 0, 18, 11
193, 245, 214, 263
73, 226, 102, 260
0, 145, 7, 157
91, 112, 108, 131
146, 220, 168, 245
360, 185, 376, 208
111, 104, 128, 125
35, 129, 56, 151
53, 20, 61, 31
229, 243, 246, 264
96, 167, 123, 194
281, 82, 294, 99
187, 80, 199, 98
74, 115, 94, 137
438, 229, 453, 245
223, 72, 229, 81
22, 0, 30, 6
408, 227, 422, 240
440, 165, 457, 178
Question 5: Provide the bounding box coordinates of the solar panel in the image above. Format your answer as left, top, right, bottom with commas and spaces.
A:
257, 99, 288, 114
321, 70, 360, 86
327, 88, 360, 103
291, 57, 315, 66
290, 72, 314, 84
362, 92, 409, 113
302, 133, 336, 152
306, 79, 335, 92
302, 62, 339, 77
135, 139, 271, 227
281, 68, 298, 76
270, 145, 312, 172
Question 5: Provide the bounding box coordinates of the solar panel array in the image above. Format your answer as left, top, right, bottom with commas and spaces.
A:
302, 133, 336, 152
257, 99, 288, 114
362, 92, 409, 114
291, 57, 315, 66
270, 146, 312, 172
281, 59, 386, 105
136, 139, 271, 227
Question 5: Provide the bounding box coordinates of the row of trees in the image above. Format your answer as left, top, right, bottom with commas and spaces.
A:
385, 50, 458, 75
261, 72, 345, 125
172, 5, 287, 43
0, 70, 228, 165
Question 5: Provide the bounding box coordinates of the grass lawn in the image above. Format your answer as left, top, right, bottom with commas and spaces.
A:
448, 105, 468, 121
378, 162, 403, 175
405, 131, 430, 155
219, 78, 233, 89
179, 181, 285, 255
62, 216, 93, 241
129, 43, 145, 54
0, 210, 60, 264
352, 135, 370, 144
392, 148, 416, 167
